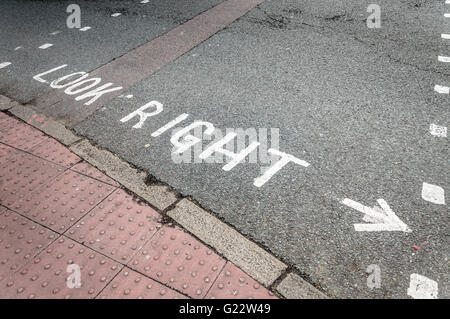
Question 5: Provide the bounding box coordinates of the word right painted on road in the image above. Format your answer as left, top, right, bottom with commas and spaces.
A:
120, 101, 311, 188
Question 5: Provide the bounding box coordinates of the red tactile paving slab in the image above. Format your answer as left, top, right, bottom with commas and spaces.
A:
11, 170, 116, 233
0, 143, 22, 165
0, 210, 57, 283
0, 152, 65, 208
71, 162, 119, 187
29, 137, 81, 168
1, 237, 122, 299
129, 226, 226, 298
0, 121, 46, 151
67, 189, 161, 263
98, 267, 187, 299
0, 112, 22, 133
0, 206, 6, 215
205, 262, 277, 299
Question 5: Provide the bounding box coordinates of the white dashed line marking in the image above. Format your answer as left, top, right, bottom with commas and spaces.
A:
0, 62, 12, 69
141, 0, 150, 3
429, 123, 447, 137
421, 183, 446, 205
407, 274, 438, 299
445, 13, 450, 18
80, 26, 92, 31
39, 43, 54, 49
50, 31, 61, 35
441, 33, 450, 39
14, 46, 23, 51
111, 13, 122, 17
438, 55, 450, 62
434, 84, 449, 94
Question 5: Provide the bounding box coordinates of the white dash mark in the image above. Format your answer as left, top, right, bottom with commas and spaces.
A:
50, 31, 61, 35
445, 13, 450, 18
14, 46, 23, 51
429, 123, 447, 137
421, 182, 445, 205
438, 56, 450, 62
79, 26, 92, 31
441, 33, 450, 39
39, 43, 53, 50
141, 0, 150, 3
434, 84, 449, 94
111, 13, 122, 17
0, 62, 12, 69
407, 274, 438, 299
125, 94, 133, 99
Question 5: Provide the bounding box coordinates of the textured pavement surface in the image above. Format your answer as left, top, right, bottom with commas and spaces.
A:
0, 113, 275, 299
0, 0, 448, 298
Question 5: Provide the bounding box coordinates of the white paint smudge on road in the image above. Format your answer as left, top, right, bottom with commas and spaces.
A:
429, 124, 447, 137
39, 43, 54, 49
438, 56, 450, 62
434, 84, 449, 94
111, 13, 122, 17
407, 274, 438, 299
421, 182, 446, 205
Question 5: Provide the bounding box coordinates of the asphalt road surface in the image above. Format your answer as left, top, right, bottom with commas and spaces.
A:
1, 0, 448, 298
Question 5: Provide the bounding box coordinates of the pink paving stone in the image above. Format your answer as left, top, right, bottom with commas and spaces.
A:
29, 137, 81, 168
71, 161, 119, 187
205, 262, 277, 299
128, 226, 226, 299
11, 170, 117, 233
0, 121, 46, 151
67, 189, 161, 263
1, 236, 122, 299
0, 210, 57, 284
0, 206, 6, 215
0, 143, 22, 165
0, 113, 22, 133
98, 267, 187, 299
0, 152, 65, 208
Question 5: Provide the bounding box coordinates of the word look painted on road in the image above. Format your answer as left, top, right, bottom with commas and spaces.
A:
33, 65, 123, 106
120, 101, 310, 188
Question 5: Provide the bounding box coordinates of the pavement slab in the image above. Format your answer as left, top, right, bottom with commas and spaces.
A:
98, 267, 187, 299
128, 226, 226, 299
67, 189, 161, 263
29, 137, 81, 168
70, 161, 120, 187
0, 210, 57, 284
0, 118, 47, 151
10, 170, 116, 233
0, 143, 22, 165
0, 151, 65, 208
1, 236, 121, 299
205, 262, 277, 299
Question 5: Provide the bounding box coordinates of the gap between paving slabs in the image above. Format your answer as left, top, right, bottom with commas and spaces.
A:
2, 96, 328, 298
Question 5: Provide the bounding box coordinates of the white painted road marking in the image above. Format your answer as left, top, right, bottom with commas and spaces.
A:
111, 13, 122, 17
429, 124, 447, 137
141, 0, 150, 3
39, 43, 54, 49
0, 62, 11, 69
80, 26, 92, 31
341, 198, 411, 232
407, 274, 438, 299
438, 55, 450, 62
151, 113, 189, 137
441, 34, 450, 39
422, 183, 446, 205
434, 84, 449, 94
14, 46, 23, 51
445, 13, 450, 18
50, 31, 61, 35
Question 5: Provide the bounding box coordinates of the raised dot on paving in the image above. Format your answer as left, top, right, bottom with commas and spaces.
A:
1, 236, 121, 299
421, 183, 445, 205
0, 210, 57, 283
98, 267, 187, 299
67, 189, 161, 263
128, 226, 226, 298
29, 137, 81, 168
70, 161, 119, 186
11, 170, 116, 233
205, 262, 277, 299
0, 152, 65, 208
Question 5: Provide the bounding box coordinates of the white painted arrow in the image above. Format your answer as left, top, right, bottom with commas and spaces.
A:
341, 198, 412, 232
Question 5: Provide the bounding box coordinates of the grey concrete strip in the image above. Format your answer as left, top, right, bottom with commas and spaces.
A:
276, 273, 329, 299
8, 104, 80, 146
33, 0, 265, 127
70, 139, 177, 211
0, 95, 20, 111
167, 199, 287, 286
